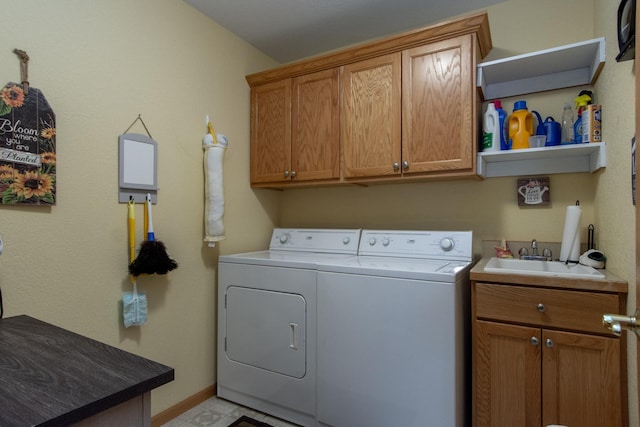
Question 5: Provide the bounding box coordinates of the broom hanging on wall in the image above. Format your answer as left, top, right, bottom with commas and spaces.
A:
128, 194, 178, 276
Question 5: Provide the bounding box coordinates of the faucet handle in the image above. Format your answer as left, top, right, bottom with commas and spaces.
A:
518, 247, 529, 258
542, 248, 552, 261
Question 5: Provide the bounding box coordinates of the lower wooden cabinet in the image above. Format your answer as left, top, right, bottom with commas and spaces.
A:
472, 281, 626, 427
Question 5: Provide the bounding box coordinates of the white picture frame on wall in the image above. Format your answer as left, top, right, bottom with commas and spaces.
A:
118, 133, 157, 203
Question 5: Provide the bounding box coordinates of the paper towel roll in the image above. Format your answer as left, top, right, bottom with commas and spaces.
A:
559, 205, 581, 262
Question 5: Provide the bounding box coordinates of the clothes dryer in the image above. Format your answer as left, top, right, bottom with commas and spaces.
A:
217, 228, 360, 427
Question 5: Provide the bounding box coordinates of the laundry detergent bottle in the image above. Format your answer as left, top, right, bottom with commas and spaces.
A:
573, 92, 592, 144
509, 100, 533, 150
482, 102, 500, 151
494, 100, 509, 150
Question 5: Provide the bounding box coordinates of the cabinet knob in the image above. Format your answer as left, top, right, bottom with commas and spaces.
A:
536, 303, 546, 313
290, 170, 297, 178
402, 161, 409, 170
530, 336, 539, 346
545, 338, 554, 348
393, 162, 400, 171
284, 170, 290, 178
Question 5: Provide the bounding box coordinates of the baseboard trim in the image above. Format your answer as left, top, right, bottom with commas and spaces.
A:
151, 384, 216, 427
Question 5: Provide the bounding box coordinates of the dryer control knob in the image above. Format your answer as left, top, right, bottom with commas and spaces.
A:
279, 233, 290, 244
343, 237, 351, 245
440, 238, 454, 251
382, 237, 390, 246
369, 237, 377, 246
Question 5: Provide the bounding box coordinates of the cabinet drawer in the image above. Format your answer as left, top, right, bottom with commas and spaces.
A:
475, 283, 621, 334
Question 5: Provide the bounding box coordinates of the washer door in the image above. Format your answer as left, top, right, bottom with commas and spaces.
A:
225, 286, 306, 378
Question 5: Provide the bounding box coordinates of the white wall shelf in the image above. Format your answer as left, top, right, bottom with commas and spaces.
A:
477, 37, 605, 100
477, 142, 606, 178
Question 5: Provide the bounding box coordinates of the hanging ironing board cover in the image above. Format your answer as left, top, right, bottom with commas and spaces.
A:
203, 130, 227, 246
0, 82, 56, 205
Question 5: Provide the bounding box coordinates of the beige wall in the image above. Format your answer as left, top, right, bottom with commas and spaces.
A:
594, 0, 639, 422
278, 0, 639, 423
0, 0, 279, 415
0, 0, 637, 423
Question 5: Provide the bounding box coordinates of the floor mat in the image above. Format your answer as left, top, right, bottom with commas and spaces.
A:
228, 415, 274, 427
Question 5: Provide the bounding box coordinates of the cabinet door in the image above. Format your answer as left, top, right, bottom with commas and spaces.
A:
292, 69, 340, 181
542, 329, 623, 427
475, 320, 541, 427
250, 79, 291, 184
342, 53, 401, 178
402, 34, 476, 174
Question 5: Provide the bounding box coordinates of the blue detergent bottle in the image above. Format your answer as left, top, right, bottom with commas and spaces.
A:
573, 91, 592, 144
494, 100, 509, 150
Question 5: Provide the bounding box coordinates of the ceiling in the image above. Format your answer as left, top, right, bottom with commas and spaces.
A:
183, 0, 504, 63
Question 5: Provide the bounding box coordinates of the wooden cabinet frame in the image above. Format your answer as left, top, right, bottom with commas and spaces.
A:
247, 12, 491, 189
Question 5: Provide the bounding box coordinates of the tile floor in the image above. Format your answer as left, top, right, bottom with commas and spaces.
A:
160, 395, 299, 427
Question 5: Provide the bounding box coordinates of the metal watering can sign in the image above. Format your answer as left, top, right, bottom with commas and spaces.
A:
517, 176, 550, 206
0, 82, 56, 205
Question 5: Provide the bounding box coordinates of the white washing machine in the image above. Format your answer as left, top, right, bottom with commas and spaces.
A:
316, 229, 473, 427
217, 228, 361, 427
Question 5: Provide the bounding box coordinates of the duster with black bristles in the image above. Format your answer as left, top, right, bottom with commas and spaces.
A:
128, 194, 178, 276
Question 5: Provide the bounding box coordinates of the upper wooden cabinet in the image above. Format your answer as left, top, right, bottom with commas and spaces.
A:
292, 69, 340, 182
247, 11, 492, 189
250, 79, 291, 184
402, 35, 476, 176
342, 53, 401, 178
250, 70, 340, 185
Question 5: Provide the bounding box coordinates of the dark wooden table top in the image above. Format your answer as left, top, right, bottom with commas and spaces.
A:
0, 315, 174, 426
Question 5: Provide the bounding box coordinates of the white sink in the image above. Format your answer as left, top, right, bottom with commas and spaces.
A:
484, 257, 605, 279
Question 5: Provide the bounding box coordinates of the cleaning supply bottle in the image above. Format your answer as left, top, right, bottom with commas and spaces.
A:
561, 102, 575, 144
494, 100, 509, 150
482, 102, 500, 151
508, 100, 533, 150
573, 91, 592, 144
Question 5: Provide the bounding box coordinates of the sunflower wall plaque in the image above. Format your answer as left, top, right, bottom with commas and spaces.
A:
0, 82, 56, 205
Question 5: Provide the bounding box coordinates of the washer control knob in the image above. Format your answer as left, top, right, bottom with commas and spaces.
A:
279, 233, 290, 244
369, 237, 377, 246
343, 237, 351, 245
440, 238, 454, 251
382, 237, 391, 246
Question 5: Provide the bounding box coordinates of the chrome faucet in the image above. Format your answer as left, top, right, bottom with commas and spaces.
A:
519, 240, 552, 261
